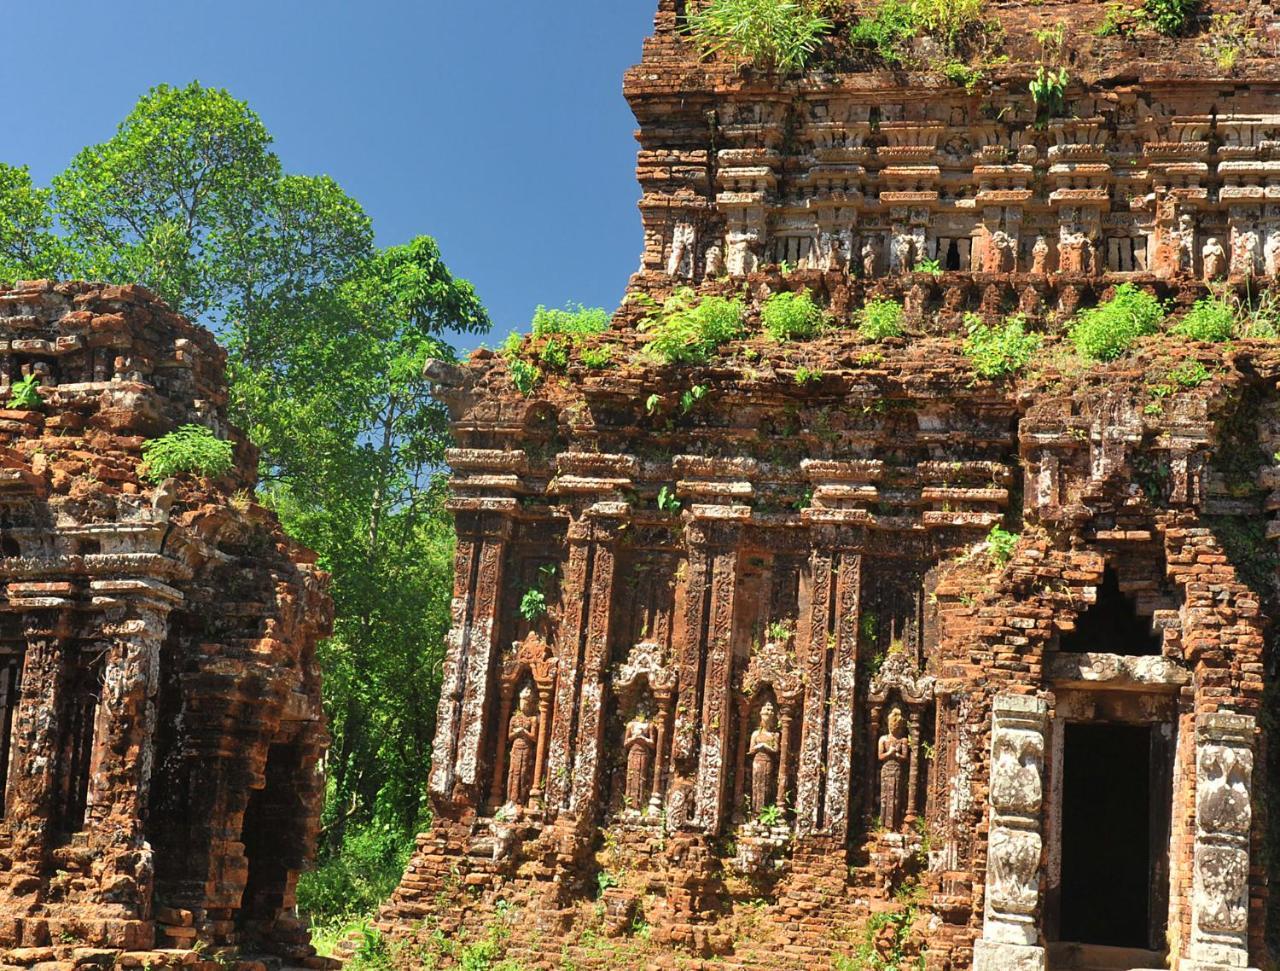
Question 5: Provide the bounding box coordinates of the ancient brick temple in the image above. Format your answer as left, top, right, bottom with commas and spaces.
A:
0, 282, 333, 969
381, 2, 1280, 970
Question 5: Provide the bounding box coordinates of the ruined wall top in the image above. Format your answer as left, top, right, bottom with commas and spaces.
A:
622, 0, 1280, 291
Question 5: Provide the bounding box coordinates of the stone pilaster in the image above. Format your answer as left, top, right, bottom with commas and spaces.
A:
3, 607, 71, 896
567, 506, 625, 817
429, 504, 514, 803
692, 520, 742, 835
973, 694, 1048, 971
1186, 712, 1259, 971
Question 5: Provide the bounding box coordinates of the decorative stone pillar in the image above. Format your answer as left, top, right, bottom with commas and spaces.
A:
794, 541, 859, 838
4, 607, 71, 892
1186, 712, 1260, 971
650, 684, 674, 812
973, 695, 1048, 971
85, 590, 177, 827
692, 524, 742, 835
429, 505, 514, 803
537, 500, 625, 819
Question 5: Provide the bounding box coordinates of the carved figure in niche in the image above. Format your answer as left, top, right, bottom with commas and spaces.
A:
505, 684, 539, 806
623, 699, 657, 811
986, 231, 1016, 274
878, 706, 910, 830
861, 237, 879, 277
1203, 237, 1227, 281
1176, 214, 1197, 273
704, 241, 725, 279
1265, 230, 1280, 278
727, 231, 758, 276
749, 701, 781, 813
891, 232, 914, 275
1231, 229, 1260, 279
1031, 235, 1051, 275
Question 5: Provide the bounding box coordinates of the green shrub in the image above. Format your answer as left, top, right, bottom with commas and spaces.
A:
1141, 0, 1198, 35
987, 525, 1019, 567
531, 304, 610, 338
1030, 66, 1069, 125
509, 359, 540, 395
499, 331, 523, 358
297, 822, 416, 927
640, 287, 745, 365
520, 589, 548, 622
849, 0, 917, 64
1174, 297, 1235, 342
1067, 284, 1165, 361
762, 289, 827, 341
539, 338, 569, 370
580, 345, 615, 369
6, 374, 40, 410
859, 299, 905, 340
1169, 360, 1211, 388
685, 0, 833, 72
963, 313, 1041, 379
913, 0, 987, 50
140, 424, 234, 483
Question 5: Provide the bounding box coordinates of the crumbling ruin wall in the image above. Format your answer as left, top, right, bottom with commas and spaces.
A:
380, 2, 1280, 969
0, 282, 333, 970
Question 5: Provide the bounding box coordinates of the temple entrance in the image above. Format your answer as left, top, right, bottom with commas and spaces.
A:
1054, 721, 1170, 968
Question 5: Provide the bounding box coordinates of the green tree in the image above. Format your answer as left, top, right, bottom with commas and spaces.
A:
0, 163, 67, 280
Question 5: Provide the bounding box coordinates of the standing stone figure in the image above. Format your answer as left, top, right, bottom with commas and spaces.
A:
749, 701, 781, 814
878, 706, 910, 830
1176, 213, 1197, 273
505, 684, 539, 807
861, 238, 879, 278
623, 700, 657, 811
891, 233, 914, 275
704, 241, 725, 279
1031, 235, 1051, 275
1265, 230, 1280, 278
1203, 237, 1227, 281
1231, 229, 1260, 279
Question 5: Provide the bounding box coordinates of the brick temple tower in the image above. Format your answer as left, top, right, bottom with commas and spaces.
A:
0, 282, 333, 970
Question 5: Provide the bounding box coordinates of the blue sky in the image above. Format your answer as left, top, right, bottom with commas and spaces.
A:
0, 1, 658, 350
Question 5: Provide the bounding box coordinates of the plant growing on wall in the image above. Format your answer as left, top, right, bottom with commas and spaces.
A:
986, 525, 1019, 567
1140, 0, 1198, 36
1029, 66, 1070, 127
686, 0, 833, 72
519, 588, 548, 623
849, 0, 917, 64
1174, 296, 1235, 342
140, 424, 235, 482
637, 287, 745, 365
858, 299, 905, 341
1067, 283, 1165, 361
962, 313, 1041, 379
5, 374, 41, 410
762, 289, 828, 341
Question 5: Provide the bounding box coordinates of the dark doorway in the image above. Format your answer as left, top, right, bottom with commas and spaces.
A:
1058, 567, 1162, 656
1060, 723, 1156, 948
